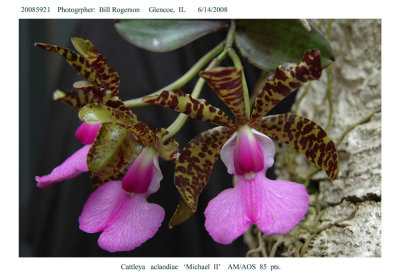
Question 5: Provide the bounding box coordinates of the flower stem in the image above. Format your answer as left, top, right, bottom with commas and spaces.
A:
124, 41, 225, 108
215, 20, 236, 63
228, 48, 251, 119
160, 21, 238, 143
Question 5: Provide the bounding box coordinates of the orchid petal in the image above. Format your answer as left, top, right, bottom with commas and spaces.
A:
204, 172, 309, 244
79, 103, 137, 127
200, 67, 248, 124
35, 144, 91, 188
251, 49, 322, 122
174, 126, 233, 212
204, 178, 251, 244
248, 173, 309, 235
143, 90, 235, 127
75, 123, 101, 144
79, 181, 126, 233
98, 193, 164, 252
35, 38, 120, 95
220, 128, 275, 175
79, 181, 164, 252
253, 114, 339, 180
53, 87, 131, 114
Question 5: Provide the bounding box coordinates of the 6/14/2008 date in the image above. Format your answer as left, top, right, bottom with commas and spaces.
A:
198, 7, 228, 12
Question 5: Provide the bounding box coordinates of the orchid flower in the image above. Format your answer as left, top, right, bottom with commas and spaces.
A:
35, 37, 127, 188
35, 37, 179, 252
75, 117, 178, 251
144, 50, 339, 242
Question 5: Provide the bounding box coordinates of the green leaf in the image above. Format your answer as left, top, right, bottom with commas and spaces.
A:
175, 126, 233, 211
235, 19, 334, 71
115, 19, 228, 52
252, 114, 339, 180
79, 103, 137, 126
143, 90, 235, 127
250, 49, 322, 122
87, 123, 143, 189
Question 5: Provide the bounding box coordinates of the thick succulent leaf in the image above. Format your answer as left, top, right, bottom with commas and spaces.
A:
169, 198, 195, 227
143, 90, 234, 127
253, 114, 339, 180
35, 39, 120, 95
79, 103, 137, 126
115, 19, 228, 52
235, 19, 334, 71
251, 49, 322, 122
87, 123, 143, 189
200, 67, 248, 124
53, 86, 130, 114
175, 126, 233, 211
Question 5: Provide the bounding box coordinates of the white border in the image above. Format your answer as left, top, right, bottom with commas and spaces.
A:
2, 0, 397, 275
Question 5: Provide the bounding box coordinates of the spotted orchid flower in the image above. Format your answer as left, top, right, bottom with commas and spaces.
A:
204, 125, 309, 243
35, 37, 128, 188
75, 114, 178, 251
35, 37, 179, 252
144, 50, 339, 239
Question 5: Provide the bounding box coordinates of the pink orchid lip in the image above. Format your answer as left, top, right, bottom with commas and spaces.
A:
75, 123, 101, 144
122, 147, 157, 194
233, 125, 265, 176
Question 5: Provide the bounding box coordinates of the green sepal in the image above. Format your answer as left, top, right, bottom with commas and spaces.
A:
235, 19, 334, 71
115, 19, 228, 52
143, 90, 235, 127
175, 126, 234, 211
87, 123, 143, 189
252, 114, 339, 180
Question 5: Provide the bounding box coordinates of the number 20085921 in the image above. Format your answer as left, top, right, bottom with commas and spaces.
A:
21, 7, 50, 13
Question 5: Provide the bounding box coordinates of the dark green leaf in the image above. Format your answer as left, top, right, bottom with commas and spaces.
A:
235, 19, 334, 71
115, 19, 228, 52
